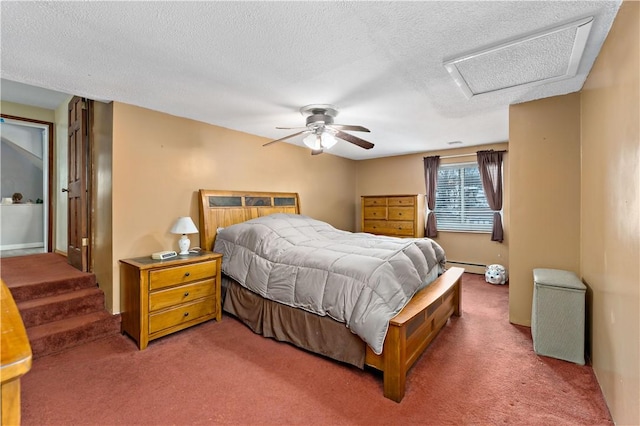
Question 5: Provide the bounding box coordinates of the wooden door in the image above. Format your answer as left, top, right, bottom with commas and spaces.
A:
66, 96, 90, 271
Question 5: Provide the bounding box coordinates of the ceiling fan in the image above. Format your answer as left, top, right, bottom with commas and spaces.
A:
263, 104, 374, 155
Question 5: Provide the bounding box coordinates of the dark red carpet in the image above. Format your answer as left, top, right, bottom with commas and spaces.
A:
1, 253, 120, 358
1, 253, 96, 301
20, 273, 612, 425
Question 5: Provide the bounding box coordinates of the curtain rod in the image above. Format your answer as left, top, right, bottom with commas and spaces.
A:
432, 149, 508, 160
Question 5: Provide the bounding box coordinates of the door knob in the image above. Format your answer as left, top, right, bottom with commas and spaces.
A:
61, 188, 69, 192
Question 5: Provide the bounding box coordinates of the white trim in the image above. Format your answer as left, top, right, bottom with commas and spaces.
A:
0, 242, 45, 250
444, 16, 594, 99
0, 117, 50, 252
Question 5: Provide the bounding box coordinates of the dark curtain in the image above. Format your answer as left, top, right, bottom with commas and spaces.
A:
477, 150, 504, 242
423, 156, 440, 238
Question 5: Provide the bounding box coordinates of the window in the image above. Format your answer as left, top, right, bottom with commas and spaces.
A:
433, 162, 494, 232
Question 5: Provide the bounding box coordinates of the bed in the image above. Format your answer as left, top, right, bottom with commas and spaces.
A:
198, 189, 463, 402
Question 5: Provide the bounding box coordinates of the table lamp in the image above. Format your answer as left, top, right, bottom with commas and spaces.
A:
170, 216, 198, 255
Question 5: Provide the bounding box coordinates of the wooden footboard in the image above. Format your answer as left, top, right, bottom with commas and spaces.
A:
365, 267, 464, 402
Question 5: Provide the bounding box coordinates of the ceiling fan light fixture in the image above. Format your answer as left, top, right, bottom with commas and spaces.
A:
265, 104, 374, 152
303, 129, 337, 151
320, 132, 337, 149
303, 133, 321, 150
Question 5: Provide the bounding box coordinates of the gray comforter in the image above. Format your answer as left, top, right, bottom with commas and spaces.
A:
214, 213, 446, 354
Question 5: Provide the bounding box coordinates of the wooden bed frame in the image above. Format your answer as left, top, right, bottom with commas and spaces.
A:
198, 189, 463, 402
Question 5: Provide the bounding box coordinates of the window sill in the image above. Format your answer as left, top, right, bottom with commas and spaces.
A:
436, 229, 492, 235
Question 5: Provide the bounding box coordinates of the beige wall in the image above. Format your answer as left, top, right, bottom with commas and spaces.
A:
1, 101, 55, 123
508, 94, 582, 326
355, 143, 509, 274
580, 1, 639, 423
508, 3, 639, 423
107, 102, 356, 313
91, 101, 115, 311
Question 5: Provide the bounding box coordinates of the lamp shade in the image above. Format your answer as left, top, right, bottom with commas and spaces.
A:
303, 133, 320, 150
320, 132, 337, 149
170, 217, 198, 235
303, 131, 338, 150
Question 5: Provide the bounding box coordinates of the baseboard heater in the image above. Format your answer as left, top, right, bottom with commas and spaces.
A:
447, 261, 486, 268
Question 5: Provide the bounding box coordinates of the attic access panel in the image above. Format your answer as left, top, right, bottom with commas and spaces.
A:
444, 16, 594, 98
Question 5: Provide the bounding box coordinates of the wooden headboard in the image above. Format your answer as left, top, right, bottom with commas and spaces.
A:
198, 189, 301, 251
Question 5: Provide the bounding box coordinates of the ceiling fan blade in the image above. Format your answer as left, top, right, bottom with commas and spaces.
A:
334, 130, 375, 150
311, 149, 323, 156
263, 130, 309, 147
329, 124, 370, 133
275, 126, 307, 130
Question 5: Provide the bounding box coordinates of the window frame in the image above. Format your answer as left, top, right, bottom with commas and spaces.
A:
431, 161, 497, 233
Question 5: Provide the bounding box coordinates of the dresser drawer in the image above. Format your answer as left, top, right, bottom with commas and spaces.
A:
363, 206, 387, 220
388, 196, 415, 206
388, 206, 414, 221
363, 197, 387, 207
149, 260, 216, 290
149, 297, 216, 334
365, 220, 415, 236
361, 195, 424, 239
386, 221, 415, 236
363, 220, 390, 234
149, 279, 216, 312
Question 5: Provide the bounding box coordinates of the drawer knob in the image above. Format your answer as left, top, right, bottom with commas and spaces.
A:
184, 312, 189, 317
398, 213, 402, 216
184, 291, 190, 297
184, 272, 190, 277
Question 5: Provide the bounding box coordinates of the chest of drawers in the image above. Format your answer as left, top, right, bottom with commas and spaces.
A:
120, 252, 222, 349
361, 195, 425, 238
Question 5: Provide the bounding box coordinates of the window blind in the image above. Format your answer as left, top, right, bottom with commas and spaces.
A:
434, 162, 494, 232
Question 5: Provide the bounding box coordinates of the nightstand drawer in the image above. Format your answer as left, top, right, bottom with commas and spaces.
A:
149, 297, 216, 334
149, 279, 216, 312
149, 260, 216, 290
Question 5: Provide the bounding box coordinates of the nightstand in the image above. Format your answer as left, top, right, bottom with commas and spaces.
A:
120, 251, 222, 349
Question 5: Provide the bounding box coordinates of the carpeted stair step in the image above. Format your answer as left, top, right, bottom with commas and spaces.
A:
27, 311, 121, 359
2, 253, 97, 303
8, 275, 97, 303
17, 287, 106, 328
3, 253, 121, 359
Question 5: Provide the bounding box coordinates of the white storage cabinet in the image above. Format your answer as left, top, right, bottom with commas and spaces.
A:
531, 268, 586, 365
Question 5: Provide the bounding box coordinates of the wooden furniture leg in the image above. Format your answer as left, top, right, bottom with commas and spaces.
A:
366, 267, 464, 402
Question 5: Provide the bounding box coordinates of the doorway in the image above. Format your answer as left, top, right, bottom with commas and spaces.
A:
0, 115, 54, 257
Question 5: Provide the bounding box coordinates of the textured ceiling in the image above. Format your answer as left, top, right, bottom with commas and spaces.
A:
0, 1, 621, 160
